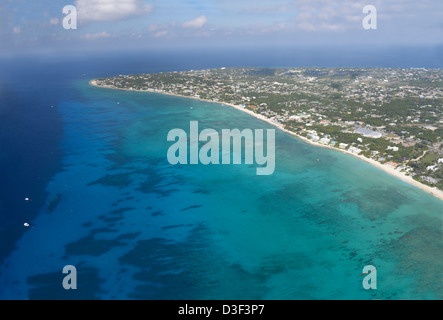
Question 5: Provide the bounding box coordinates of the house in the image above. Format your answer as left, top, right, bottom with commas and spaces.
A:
349, 146, 362, 154
422, 176, 439, 184
354, 128, 383, 139
385, 161, 398, 168
319, 137, 331, 145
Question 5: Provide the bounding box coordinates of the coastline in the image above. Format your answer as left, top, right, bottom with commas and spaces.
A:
89, 80, 443, 202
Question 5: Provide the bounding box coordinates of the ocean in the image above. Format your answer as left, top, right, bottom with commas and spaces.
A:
0, 46, 442, 299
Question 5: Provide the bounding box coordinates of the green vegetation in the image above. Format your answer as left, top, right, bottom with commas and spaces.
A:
94, 67, 443, 190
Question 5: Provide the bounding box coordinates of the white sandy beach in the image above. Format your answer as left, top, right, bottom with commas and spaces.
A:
89, 80, 443, 202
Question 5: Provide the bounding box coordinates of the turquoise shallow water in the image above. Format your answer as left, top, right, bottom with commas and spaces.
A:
0, 79, 442, 299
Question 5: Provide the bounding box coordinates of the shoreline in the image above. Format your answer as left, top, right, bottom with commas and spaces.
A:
89, 79, 443, 202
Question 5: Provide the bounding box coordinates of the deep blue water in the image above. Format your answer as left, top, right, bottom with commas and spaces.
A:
0, 46, 442, 299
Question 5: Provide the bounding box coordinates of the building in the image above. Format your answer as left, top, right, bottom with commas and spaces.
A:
354, 128, 383, 139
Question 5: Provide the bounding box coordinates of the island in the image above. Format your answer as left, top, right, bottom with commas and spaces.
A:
90, 67, 443, 200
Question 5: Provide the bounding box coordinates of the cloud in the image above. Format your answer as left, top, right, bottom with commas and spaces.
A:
293, 0, 369, 32
49, 18, 59, 25
154, 30, 168, 38
148, 22, 176, 32
148, 24, 160, 31
239, 5, 288, 14
12, 26, 20, 34
182, 15, 207, 29
75, 0, 153, 22
80, 31, 111, 40
148, 22, 176, 39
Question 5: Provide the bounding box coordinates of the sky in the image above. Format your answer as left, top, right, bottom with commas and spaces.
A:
0, 0, 442, 56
